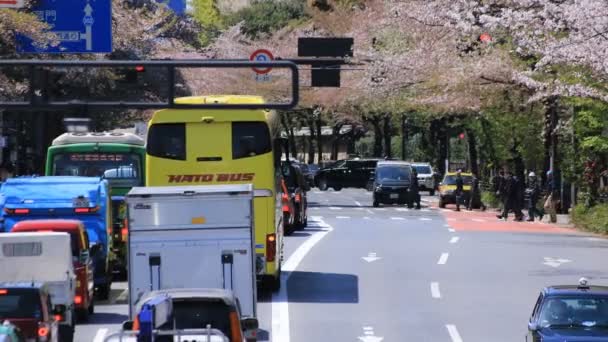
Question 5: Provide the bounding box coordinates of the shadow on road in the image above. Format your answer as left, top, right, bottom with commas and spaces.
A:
256, 329, 270, 341
82, 312, 129, 325
286, 271, 358, 303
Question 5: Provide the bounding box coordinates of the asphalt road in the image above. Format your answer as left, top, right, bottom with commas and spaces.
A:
78, 188, 608, 342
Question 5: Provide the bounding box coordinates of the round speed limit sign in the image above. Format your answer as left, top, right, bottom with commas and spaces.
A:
250, 49, 274, 75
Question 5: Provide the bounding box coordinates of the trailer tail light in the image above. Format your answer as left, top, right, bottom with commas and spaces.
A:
5, 208, 30, 214
266, 233, 276, 262
229, 311, 243, 342
74, 295, 82, 305
74, 206, 100, 214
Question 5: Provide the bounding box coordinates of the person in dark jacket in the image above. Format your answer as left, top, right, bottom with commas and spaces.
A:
467, 173, 486, 211
498, 171, 514, 220
512, 174, 525, 221
455, 170, 464, 212
525, 172, 542, 222
409, 168, 421, 209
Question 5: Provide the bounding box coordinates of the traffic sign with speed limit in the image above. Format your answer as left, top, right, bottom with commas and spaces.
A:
250, 49, 274, 74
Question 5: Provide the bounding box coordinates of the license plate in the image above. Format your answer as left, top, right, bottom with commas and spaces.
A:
73, 197, 90, 208
390, 194, 399, 199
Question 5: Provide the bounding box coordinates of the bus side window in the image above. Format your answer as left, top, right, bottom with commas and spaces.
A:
147, 123, 186, 161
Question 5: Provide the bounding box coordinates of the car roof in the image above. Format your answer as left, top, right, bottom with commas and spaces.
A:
543, 285, 608, 296
136, 288, 237, 311
0, 282, 46, 291
444, 172, 473, 176
12, 219, 84, 232
411, 162, 431, 166
377, 161, 411, 167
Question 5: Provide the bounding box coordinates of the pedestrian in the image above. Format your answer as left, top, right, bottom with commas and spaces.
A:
525, 172, 542, 222
467, 173, 486, 211
409, 168, 421, 210
493, 170, 505, 212
455, 170, 464, 212
497, 171, 514, 220
512, 174, 525, 221
544, 170, 558, 223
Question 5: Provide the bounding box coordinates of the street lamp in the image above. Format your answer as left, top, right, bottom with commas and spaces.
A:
63, 117, 91, 133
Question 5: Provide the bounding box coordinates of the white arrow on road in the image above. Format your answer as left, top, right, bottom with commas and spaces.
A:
543, 257, 572, 268
358, 326, 383, 342
362, 252, 382, 263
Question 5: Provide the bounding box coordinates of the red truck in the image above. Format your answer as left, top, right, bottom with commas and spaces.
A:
11, 220, 95, 321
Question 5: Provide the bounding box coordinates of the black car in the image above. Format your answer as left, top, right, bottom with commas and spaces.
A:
315, 159, 378, 191
527, 278, 608, 342
372, 161, 413, 207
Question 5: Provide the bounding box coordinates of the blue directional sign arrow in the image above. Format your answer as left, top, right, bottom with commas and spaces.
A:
17, 0, 112, 53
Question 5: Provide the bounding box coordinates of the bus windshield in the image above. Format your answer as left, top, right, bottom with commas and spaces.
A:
52, 152, 143, 187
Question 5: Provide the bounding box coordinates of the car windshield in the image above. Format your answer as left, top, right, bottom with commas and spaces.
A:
170, 299, 233, 339
0, 289, 41, 320
414, 165, 432, 174
376, 166, 411, 181
443, 175, 473, 185
539, 297, 608, 328
52, 152, 143, 188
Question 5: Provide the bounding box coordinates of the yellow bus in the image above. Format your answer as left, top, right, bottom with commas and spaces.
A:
145, 95, 283, 291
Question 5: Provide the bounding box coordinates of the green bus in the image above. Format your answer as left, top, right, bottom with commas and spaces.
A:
45, 131, 146, 278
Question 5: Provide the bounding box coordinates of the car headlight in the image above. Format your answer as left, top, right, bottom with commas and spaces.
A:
375, 186, 382, 192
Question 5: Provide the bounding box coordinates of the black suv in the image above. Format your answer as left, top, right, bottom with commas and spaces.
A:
315, 159, 378, 191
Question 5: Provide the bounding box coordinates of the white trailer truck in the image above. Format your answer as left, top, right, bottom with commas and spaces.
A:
0, 232, 76, 342
125, 184, 257, 322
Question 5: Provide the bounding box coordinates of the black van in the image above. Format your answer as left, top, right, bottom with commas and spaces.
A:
315, 158, 378, 191
371, 161, 413, 207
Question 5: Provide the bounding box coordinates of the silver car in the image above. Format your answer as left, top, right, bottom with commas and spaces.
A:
411, 163, 435, 195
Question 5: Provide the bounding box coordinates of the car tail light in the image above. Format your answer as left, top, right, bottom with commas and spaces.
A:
0, 289, 7, 295
38, 323, 49, 341
121, 218, 128, 241
281, 193, 289, 202
54, 314, 62, 322
282, 204, 289, 212
295, 193, 301, 203
74, 206, 99, 214
132, 315, 140, 331
74, 295, 82, 305
266, 233, 276, 262
229, 311, 243, 342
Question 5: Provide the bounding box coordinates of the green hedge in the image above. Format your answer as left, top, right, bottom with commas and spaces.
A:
572, 203, 608, 234
481, 191, 500, 208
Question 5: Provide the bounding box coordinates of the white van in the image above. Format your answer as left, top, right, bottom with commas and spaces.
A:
0, 232, 76, 341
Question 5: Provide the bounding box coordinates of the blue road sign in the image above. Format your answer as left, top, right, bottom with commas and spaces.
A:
17, 0, 112, 53
162, 0, 186, 14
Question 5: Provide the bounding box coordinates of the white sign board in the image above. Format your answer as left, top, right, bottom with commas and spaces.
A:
0, 0, 25, 8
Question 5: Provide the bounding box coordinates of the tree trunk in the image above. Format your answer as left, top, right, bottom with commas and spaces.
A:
372, 117, 382, 157
383, 113, 392, 158
289, 125, 297, 161
306, 116, 315, 164
542, 96, 559, 185
401, 114, 408, 160
466, 128, 478, 176
316, 115, 323, 163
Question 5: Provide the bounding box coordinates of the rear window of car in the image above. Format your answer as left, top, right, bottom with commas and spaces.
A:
171, 299, 233, 339
0, 289, 42, 319
232, 122, 271, 159
147, 123, 186, 161
414, 165, 432, 174
443, 175, 473, 185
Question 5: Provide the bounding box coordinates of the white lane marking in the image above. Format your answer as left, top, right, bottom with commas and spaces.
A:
419, 217, 432, 221
329, 206, 342, 210
472, 218, 485, 222
363, 217, 371, 220
358, 326, 383, 342
310, 216, 323, 220
448, 228, 456, 233
272, 218, 333, 342
390, 217, 405, 220
395, 208, 409, 212
446, 218, 455, 221
420, 208, 430, 212
438, 252, 449, 265
355, 200, 362, 207
362, 252, 382, 263
543, 257, 572, 268
93, 328, 108, 342
355, 207, 364, 210
363, 327, 373, 331
446, 324, 463, 342
336, 216, 350, 219
375, 208, 387, 211
366, 209, 374, 214
430, 282, 441, 298
313, 191, 323, 194
449, 236, 460, 244
115, 288, 129, 303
